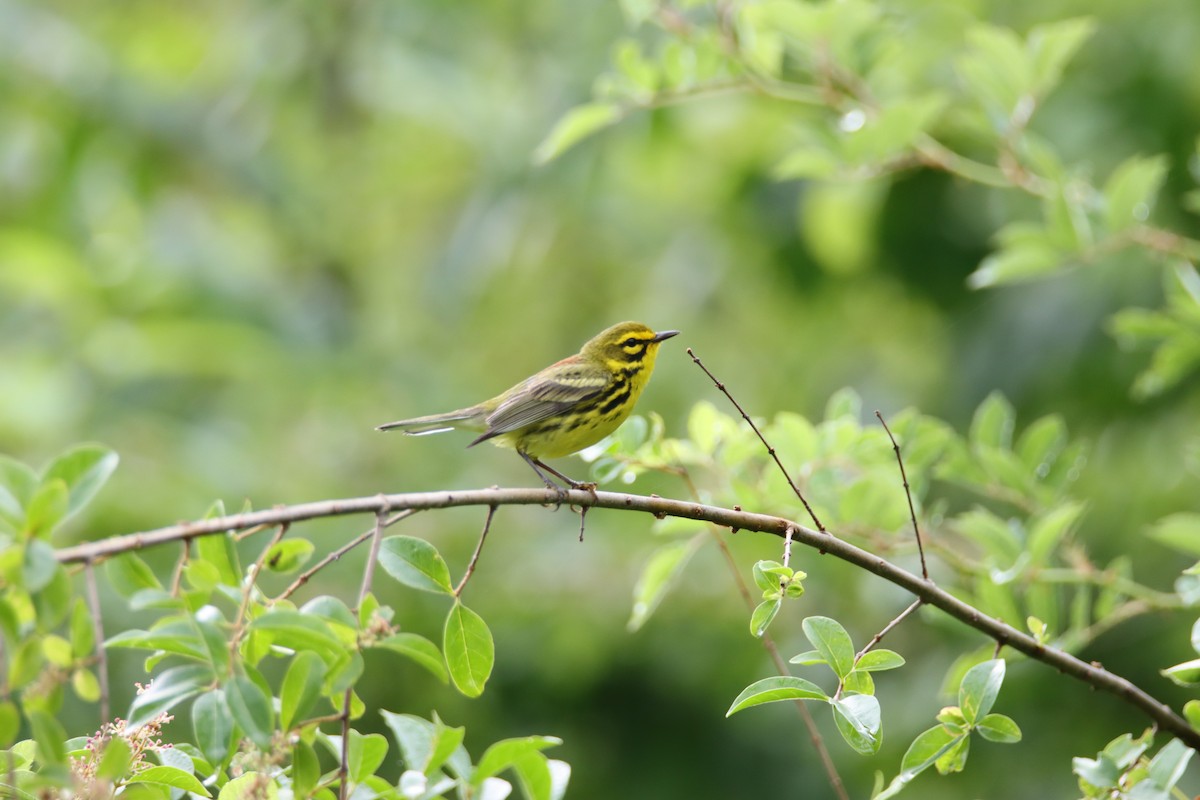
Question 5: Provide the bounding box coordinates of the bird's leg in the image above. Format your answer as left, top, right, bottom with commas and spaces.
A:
519, 451, 570, 502
531, 456, 597, 493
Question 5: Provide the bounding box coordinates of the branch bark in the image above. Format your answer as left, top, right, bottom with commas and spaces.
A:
56, 486, 1199, 749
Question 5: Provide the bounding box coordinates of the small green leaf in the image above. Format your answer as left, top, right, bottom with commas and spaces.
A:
832, 694, 882, 754
72, 668, 101, 702
264, 540, 314, 573
30, 710, 67, 765
348, 731, 388, 783
23, 480, 68, 539
127, 663, 212, 728
969, 393, 1015, 450
41, 444, 119, 518
96, 735, 132, 780
1185, 700, 1200, 731
788, 650, 826, 666
628, 538, 700, 632
105, 553, 164, 599
280, 651, 327, 731
425, 714, 467, 776
1027, 501, 1086, 564
249, 610, 344, 657
725, 676, 827, 716
444, 602, 494, 698
1146, 739, 1193, 790
876, 725, 963, 799
1028, 18, 1096, 96
217, 773, 279, 799
1103, 154, 1169, 232
292, 741, 320, 797
376, 633, 448, 684
21, 540, 58, 592
1162, 658, 1200, 687
192, 688, 234, 764
959, 659, 1005, 725
534, 102, 623, 165
131, 765, 212, 797
855, 649, 905, 672
934, 734, 971, 774
225, 674, 275, 749
70, 598, 95, 658
976, 713, 1022, 743
802, 616, 856, 679
0, 701, 19, 747
196, 523, 241, 587
750, 599, 781, 638
474, 736, 562, 786
1147, 513, 1200, 556
378, 536, 454, 595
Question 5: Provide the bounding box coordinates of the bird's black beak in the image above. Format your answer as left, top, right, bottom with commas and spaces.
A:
652, 330, 680, 343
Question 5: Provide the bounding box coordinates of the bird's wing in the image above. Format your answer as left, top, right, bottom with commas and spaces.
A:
471, 360, 612, 444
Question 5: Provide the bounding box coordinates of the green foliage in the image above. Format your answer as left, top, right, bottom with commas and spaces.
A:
1074, 732, 1193, 799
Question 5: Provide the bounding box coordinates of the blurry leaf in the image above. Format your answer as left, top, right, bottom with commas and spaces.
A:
1103, 154, 1168, 232
1109, 308, 1182, 345
970, 393, 1015, 450
71, 671, 100, 700
377, 633, 449, 684
292, 741, 320, 798
381, 711, 473, 780
264, 540, 314, 573
957, 24, 1032, 125
1147, 513, 1200, 556
40, 444, 119, 520
934, 734, 970, 774
105, 553, 165, 599
954, 508, 1022, 567
628, 537, 701, 632
424, 715, 467, 776
1028, 18, 1096, 96
831, 694, 882, 754
1016, 414, 1067, 476
826, 388, 863, 421
802, 616, 855, 679
70, 597, 95, 658
618, 0, 657, 26
21, 539, 57, 591
534, 103, 623, 165
1027, 501, 1086, 564
193, 689, 234, 764
959, 659, 1005, 725
1146, 739, 1192, 791
976, 713, 1022, 743
218, 773, 279, 799
225, 674, 275, 749
444, 602, 494, 698
23, 480, 67, 539
96, 735, 132, 781
280, 651, 327, 731
0, 701, 17, 748
750, 598, 781, 638
726, 676, 827, 716
1185, 700, 1200, 731
30, 710, 67, 765
130, 766, 211, 797
32, 565, 71, 630
968, 238, 1064, 288
1132, 334, 1200, 400
0, 455, 38, 525
8, 638, 44, 688
378, 536, 454, 595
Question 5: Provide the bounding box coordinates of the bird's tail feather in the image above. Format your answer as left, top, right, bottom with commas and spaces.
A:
376, 408, 482, 435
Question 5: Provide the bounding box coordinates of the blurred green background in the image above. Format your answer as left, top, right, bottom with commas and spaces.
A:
5, 0, 1200, 796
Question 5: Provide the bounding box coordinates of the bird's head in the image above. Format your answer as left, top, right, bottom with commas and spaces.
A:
583, 321, 679, 369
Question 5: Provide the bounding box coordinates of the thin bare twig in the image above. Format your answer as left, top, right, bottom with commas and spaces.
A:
230, 523, 290, 654
854, 599, 923, 665
454, 505, 497, 598
272, 510, 417, 604
168, 540, 190, 598
51, 488, 1200, 749
84, 562, 110, 723
687, 347, 826, 531
875, 411, 929, 580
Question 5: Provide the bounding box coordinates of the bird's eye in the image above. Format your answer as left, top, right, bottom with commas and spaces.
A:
621, 338, 639, 348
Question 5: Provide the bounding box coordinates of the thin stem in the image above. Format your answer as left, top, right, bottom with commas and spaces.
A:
875, 411, 929, 580
855, 600, 923, 666
84, 562, 110, 723
230, 523, 290, 655
687, 347, 826, 531
454, 506, 497, 598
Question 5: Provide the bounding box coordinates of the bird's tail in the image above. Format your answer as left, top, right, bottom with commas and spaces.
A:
376, 407, 483, 435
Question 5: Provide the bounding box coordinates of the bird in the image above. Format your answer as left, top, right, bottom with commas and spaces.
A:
377, 321, 679, 490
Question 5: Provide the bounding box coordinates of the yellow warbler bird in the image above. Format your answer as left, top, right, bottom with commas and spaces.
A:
377, 321, 679, 489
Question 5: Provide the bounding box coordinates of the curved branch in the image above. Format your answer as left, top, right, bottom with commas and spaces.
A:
56, 487, 1199, 749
